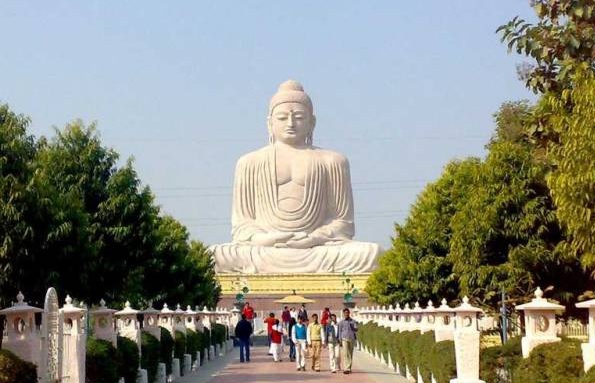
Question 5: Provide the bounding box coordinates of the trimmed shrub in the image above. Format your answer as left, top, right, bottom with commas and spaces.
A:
0, 349, 37, 383
211, 323, 227, 345
159, 327, 174, 374
389, 330, 406, 374
174, 331, 187, 374
480, 336, 522, 383
414, 331, 436, 382
580, 366, 595, 383
141, 331, 160, 383
512, 338, 584, 383
401, 330, 421, 376
117, 336, 140, 383
86, 337, 119, 383
428, 340, 456, 383
186, 329, 202, 362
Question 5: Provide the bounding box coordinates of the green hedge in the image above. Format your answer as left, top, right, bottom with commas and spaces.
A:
480, 336, 522, 383
174, 331, 187, 375
512, 338, 585, 382
159, 327, 174, 374
0, 349, 37, 383
211, 323, 227, 345
86, 338, 119, 383
117, 336, 140, 383
141, 331, 160, 383
358, 322, 456, 383
187, 329, 209, 363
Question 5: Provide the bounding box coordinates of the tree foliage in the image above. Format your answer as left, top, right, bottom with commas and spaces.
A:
500, 1, 595, 271
0, 106, 220, 309
367, 101, 590, 308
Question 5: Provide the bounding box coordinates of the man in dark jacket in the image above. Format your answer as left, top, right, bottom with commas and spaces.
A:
235, 314, 253, 362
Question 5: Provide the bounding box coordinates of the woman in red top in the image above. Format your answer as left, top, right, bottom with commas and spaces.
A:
264, 313, 277, 352
270, 319, 284, 362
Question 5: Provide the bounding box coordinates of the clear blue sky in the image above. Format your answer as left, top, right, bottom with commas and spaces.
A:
1, 1, 536, 248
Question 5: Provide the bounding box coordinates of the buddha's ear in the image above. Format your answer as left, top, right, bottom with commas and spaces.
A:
311, 114, 317, 130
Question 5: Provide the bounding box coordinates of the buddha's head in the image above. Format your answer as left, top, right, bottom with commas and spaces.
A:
268, 80, 316, 147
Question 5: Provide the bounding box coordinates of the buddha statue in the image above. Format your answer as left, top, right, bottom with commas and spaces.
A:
210, 80, 381, 274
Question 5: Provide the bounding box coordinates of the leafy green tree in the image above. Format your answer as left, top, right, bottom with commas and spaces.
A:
544, 69, 595, 269
366, 158, 479, 305
499, 2, 595, 272
498, 0, 595, 94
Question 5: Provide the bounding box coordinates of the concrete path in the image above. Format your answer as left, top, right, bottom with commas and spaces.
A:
177, 344, 407, 383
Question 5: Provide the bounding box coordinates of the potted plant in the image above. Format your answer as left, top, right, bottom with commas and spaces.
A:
232, 278, 250, 310
342, 272, 358, 308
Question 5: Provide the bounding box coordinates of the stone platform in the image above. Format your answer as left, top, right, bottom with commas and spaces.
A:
216, 273, 372, 311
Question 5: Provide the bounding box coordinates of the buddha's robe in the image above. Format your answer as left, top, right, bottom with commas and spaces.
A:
210, 145, 380, 274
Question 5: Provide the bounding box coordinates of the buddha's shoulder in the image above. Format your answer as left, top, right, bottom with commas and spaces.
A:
236, 147, 271, 166
312, 147, 349, 166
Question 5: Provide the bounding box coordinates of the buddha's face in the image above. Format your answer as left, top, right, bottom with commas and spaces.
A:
269, 102, 315, 146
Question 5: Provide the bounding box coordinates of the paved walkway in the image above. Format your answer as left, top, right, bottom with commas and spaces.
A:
180, 344, 407, 383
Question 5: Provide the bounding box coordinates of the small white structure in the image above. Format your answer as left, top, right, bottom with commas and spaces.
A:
516, 287, 564, 358
202, 306, 212, 330
0, 292, 43, 367
185, 305, 200, 332
411, 301, 424, 332
141, 306, 161, 341
61, 295, 86, 383
435, 298, 455, 342
421, 300, 436, 334
450, 296, 484, 383
174, 304, 187, 335
159, 303, 175, 336
194, 306, 205, 333
91, 299, 117, 346
114, 301, 141, 346
575, 299, 595, 372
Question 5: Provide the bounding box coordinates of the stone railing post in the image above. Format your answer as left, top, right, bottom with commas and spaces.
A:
393, 304, 402, 332
402, 303, 412, 332
141, 306, 161, 341
450, 296, 484, 383
91, 299, 117, 346
412, 302, 423, 332
516, 287, 564, 358
115, 302, 147, 383
159, 303, 174, 335
61, 295, 86, 383
576, 299, 595, 372
421, 300, 436, 334
435, 299, 455, 342
0, 292, 43, 374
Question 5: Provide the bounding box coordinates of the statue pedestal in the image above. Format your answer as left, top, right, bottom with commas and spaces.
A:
216, 272, 372, 311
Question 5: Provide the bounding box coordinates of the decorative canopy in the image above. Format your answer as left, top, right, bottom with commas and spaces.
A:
274, 295, 316, 304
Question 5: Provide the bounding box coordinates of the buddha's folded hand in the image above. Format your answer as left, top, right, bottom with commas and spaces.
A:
252, 232, 295, 246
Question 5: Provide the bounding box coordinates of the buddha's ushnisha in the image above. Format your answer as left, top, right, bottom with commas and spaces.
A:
210, 80, 380, 274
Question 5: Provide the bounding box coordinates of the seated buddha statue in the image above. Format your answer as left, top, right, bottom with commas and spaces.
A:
210, 80, 381, 274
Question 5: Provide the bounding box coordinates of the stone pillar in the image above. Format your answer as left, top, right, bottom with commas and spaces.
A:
435, 299, 455, 342
159, 303, 175, 336
115, 301, 141, 345
412, 301, 423, 332
61, 295, 86, 383
421, 300, 436, 334
91, 299, 117, 346
174, 304, 187, 335
202, 306, 212, 331
0, 292, 43, 370
450, 296, 484, 383
402, 303, 412, 332
392, 304, 402, 332
576, 299, 595, 372
141, 307, 161, 341
516, 287, 564, 358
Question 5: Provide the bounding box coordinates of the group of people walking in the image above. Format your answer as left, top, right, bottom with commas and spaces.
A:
234, 303, 358, 374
